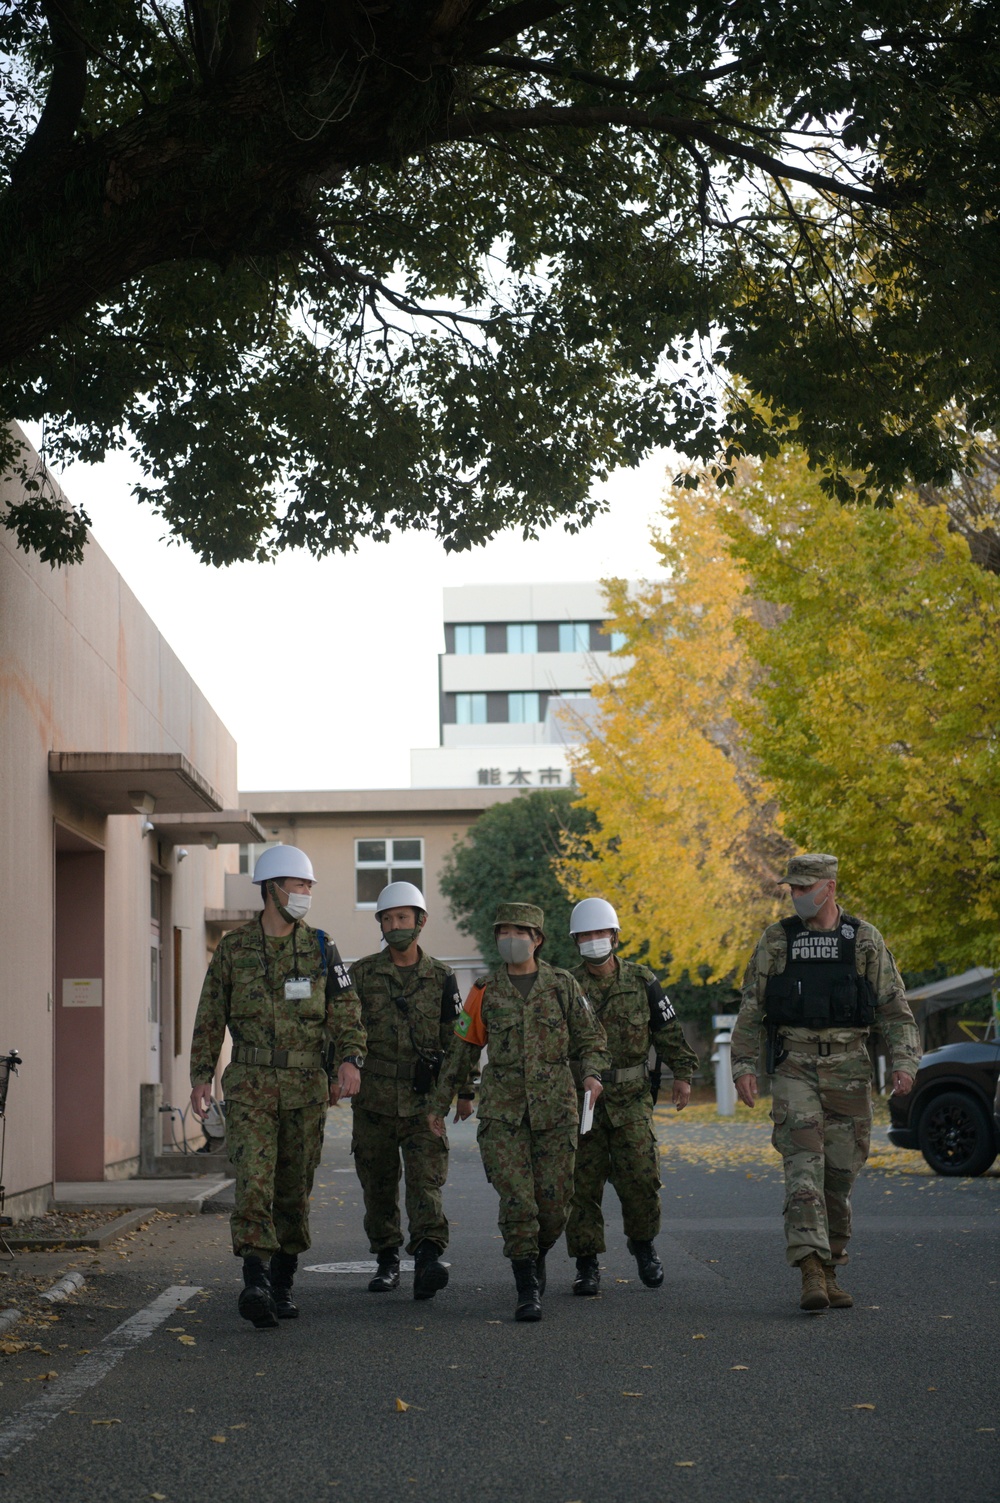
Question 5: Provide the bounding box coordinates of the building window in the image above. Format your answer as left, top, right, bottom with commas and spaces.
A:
239, 840, 279, 876
508, 691, 541, 723
609, 630, 628, 652
558, 621, 591, 653
456, 692, 488, 724
506, 622, 538, 654
454, 624, 486, 654
355, 838, 425, 907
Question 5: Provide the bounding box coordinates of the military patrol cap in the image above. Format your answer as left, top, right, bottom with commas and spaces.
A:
494, 901, 545, 934
778, 853, 838, 886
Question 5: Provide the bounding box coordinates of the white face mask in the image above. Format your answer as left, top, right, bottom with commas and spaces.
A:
792, 883, 830, 921
278, 888, 312, 922
498, 934, 535, 966
578, 938, 614, 962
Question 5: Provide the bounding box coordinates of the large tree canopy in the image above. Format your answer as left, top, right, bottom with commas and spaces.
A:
2, 1, 1000, 565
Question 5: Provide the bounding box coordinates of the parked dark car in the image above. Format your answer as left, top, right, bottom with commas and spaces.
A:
887, 1035, 1000, 1176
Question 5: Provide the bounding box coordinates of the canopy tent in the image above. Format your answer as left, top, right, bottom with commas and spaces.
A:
905, 966, 996, 1019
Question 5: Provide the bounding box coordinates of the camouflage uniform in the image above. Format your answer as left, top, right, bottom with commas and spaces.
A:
350, 947, 462, 1255
431, 958, 610, 1260
190, 918, 365, 1258
566, 958, 699, 1257
732, 912, 920, 1266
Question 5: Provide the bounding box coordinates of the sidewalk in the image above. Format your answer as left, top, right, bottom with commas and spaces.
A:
54, 1177, 233, 1214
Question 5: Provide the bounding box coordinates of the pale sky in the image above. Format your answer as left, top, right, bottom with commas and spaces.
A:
37, 437, 672, 791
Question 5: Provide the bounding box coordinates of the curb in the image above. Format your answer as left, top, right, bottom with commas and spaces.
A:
3, 1208, 156, 1251
38, 1271, 86, 1304
0, 1307, 23, 1337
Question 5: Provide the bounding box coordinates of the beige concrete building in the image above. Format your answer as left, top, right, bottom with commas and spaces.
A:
1, 427, 259, 1217
225, 787, 523, 997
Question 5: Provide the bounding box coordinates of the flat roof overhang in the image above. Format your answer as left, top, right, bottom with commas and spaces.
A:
48, 752, 223, 815
150, 811, 265, 848
205, 907, 260, 934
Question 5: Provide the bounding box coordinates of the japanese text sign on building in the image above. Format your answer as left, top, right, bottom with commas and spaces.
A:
477, 767, 567, 787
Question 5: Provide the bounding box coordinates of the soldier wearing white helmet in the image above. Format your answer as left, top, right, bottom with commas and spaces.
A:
189, 845, 365, 1328
565, 897, 699, 1296
349, 879, 471, 1300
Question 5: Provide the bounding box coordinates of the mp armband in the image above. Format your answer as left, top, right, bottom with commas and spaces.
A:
324, 941, 354, 996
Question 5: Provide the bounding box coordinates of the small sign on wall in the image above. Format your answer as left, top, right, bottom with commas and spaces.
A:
62, 978, 102, 1008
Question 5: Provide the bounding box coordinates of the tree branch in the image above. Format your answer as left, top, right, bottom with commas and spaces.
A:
463, 1, 567, 56
12, 0, 87, 182
218, 0, 266, 82
442, 104, 903, 208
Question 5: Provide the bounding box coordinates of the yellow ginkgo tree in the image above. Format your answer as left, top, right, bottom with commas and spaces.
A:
561, 478, 793, 984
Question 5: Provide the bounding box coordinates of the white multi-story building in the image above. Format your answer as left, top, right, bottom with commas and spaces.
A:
410, 581, 628, 789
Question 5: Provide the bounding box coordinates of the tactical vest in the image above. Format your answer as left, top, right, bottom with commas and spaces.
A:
763, 913, 876, 1030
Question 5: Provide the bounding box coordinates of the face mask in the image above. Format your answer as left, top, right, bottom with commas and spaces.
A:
498, 934, 535, 966
270, 882, 311, 923
578, 938, 614, 962
792, 883, 830, 921
384, 926, 421, 951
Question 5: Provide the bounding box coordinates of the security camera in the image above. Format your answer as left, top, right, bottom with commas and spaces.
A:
177, 847, 189, 862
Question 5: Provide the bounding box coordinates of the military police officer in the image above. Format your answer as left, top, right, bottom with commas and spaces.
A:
428, 902, 610, 1322
731, 854, 920, 1311
566, 898, 699, 1296
190, 845, 365, 1328
350, 882, 469, 1300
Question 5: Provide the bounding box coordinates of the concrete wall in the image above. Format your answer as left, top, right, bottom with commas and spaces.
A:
0, 426, 237, 1213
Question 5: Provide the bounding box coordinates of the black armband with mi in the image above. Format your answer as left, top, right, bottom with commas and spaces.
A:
441, 972, 462, 1022
325, 942, 354, 997
645, 976, 676, 1030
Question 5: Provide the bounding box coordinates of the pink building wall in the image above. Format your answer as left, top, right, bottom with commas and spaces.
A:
0, 425, 238, 1214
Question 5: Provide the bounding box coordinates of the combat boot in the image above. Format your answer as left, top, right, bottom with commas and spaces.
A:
368, 1250, 401, 1293
823, 1264, 853, 1308
269, 1250, 299, 1319
512, 1257, 542, 1322
536, 1242, 555, 1297
413, 1240, 449, 1301
628, 1238, 664, 1288
573, 1256, 600, 1297
238, 1254, 279, 1329
798, 1253, 830, 1312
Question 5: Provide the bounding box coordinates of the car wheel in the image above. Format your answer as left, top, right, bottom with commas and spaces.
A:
916, 1091, 998, 1177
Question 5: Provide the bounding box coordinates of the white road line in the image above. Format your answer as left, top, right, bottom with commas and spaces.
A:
0, 1284, 202, 1461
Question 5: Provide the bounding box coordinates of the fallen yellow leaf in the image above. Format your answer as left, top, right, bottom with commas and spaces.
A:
210, 1435, 227, 1444
731, 1365, 749, 1371
177, 1335, 196, 1346
675, 1461, 696, 1467
692, 1334, 706, 1340
976, 1427, 995, 1432
230, 1423, 246, 1430
92, 1419, 122, 1426
621, 1391, 643, 1397
395, 1399, 410, 1412
151, 1494, 167, 1500
853, 1404, 876, 1411
166, 1327, 185, 1333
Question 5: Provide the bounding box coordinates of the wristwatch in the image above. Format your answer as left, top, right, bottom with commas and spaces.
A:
341, 1055, 364, 1069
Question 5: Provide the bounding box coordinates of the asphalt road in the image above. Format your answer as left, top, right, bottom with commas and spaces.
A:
1, 1108, 998, 1503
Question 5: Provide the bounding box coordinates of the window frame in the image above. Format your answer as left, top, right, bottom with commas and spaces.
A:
355, 837, 426, 910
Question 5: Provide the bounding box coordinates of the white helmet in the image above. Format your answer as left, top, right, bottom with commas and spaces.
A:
252, 844, 316, 885
569, 897, 620, 935
375, 881, 426, 917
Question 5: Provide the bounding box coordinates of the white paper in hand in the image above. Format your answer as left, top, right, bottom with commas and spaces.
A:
580, 1088, 595, 1135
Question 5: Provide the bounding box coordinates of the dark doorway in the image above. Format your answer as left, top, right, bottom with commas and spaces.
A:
54, 826, 105, 1181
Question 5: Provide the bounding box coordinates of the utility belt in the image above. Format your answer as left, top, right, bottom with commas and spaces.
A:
571, 1060, 647, 1086
365, 1052, 442, 1094
231, 1043, 325, 1070
778, 1035, 862, 1057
